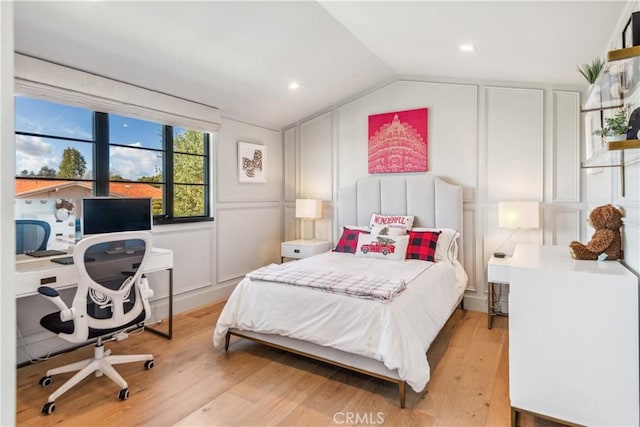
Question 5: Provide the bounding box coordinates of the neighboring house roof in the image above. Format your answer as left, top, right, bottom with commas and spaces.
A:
109, 182, 162, 198
15, 179, 162, 199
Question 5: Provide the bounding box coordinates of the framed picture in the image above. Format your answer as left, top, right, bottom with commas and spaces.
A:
237, 141, 266, 183
622, 12, 640, 48
368, 108, 428, 174
623, 17, 633, 48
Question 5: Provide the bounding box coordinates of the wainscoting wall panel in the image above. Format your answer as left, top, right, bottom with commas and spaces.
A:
284, 126, 297, 202
548, 209, 582, 246
485, 86, 543, 202
552, 91, 580, 202
217, 205, 282, 282
300, 112, 333, 201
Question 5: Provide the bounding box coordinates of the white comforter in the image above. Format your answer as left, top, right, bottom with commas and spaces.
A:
213, 251, 467, 392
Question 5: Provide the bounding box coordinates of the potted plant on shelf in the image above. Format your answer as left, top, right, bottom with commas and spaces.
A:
577, 57, 604, 84
593, 104, 630, 144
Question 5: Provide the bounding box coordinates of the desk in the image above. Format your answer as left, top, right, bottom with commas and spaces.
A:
16, 247, 174, 339
509, 244, 638, 426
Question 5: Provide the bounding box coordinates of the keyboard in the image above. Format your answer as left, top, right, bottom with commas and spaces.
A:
50, 256, 95, 265
51, 256, 74, 265
25, 250, 67, 258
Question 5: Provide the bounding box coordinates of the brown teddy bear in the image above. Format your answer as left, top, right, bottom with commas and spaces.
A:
569, 204, 623, 261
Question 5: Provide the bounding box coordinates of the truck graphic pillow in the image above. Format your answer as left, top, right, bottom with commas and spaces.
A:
355, 233, 409, 261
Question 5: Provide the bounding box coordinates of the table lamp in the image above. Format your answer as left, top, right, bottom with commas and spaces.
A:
295, 199, 322, 240
494, 201, 540, 257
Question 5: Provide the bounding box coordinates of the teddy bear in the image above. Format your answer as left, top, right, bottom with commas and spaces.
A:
569, 204, 623, 261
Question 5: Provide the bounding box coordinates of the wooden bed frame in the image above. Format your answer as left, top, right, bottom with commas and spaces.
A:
224, 174, 464, 408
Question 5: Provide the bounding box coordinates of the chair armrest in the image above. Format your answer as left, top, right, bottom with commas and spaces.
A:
38, 286, 75, 322
38, 286, 59, 298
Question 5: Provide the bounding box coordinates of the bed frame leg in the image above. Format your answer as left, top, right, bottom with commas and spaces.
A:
224, 331, 231, 351
511, 406, 519, 427
398, 381, 406, 408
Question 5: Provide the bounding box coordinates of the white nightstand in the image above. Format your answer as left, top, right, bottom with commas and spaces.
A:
487, 255, 511, 329
281, 239, 330, 262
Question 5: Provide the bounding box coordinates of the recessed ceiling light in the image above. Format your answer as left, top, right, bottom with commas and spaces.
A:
458, 44, 476, 52
288, 82, 301, 91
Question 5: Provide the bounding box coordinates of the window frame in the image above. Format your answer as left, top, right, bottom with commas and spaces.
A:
15, 96, 213, 225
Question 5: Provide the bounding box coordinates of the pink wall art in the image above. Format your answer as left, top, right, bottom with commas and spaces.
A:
368, 108, 428, 174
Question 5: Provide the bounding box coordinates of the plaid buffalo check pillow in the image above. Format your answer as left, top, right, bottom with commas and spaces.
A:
406, 230, 441, 261
334, 227, 369, 253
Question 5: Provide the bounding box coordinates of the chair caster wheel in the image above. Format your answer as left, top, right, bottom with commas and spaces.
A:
42, 401, 55, 415
39, 376, 52, 387
144, 359, 154, 369
118, 388, 129, 401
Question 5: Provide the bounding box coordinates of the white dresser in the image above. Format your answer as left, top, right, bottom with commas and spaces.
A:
509, 244, 639, 426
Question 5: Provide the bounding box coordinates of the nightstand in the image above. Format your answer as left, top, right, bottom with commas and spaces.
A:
281, 239, 330, 262
487, 255, 510, 329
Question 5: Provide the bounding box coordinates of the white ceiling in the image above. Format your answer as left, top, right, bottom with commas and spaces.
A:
14, 1, 627, 130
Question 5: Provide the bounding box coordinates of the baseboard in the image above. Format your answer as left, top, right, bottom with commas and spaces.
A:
463, 294, 489, 313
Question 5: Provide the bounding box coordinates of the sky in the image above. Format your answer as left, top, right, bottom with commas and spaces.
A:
15, 96, 164, 180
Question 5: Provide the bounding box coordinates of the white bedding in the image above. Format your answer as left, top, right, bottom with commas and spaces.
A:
213, 251, 468, 392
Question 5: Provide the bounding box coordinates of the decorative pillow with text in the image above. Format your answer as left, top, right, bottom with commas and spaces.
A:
369, 214, 414, 234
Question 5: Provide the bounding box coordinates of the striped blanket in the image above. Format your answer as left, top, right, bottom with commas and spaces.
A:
246, 264, 407, 302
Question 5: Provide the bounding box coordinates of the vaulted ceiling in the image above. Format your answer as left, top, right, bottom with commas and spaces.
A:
14, 1, 627, 130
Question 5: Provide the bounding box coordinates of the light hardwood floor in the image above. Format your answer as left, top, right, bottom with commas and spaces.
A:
17, 302, 557, 426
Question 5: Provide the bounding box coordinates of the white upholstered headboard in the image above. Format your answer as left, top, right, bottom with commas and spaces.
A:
337, 174, 463, 261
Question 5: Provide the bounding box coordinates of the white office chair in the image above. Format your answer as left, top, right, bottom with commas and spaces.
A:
37, 231, 155, 415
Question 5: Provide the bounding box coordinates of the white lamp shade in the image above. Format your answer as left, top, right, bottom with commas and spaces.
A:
295, 199, 322, 219
498, 202, 540, 229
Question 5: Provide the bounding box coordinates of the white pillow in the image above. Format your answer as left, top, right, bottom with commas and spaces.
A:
411, 227, 459, 262
369, 214, 414, 234
342, 225, 370, 231
354, 233, 409, 261
370, 224, 406, 236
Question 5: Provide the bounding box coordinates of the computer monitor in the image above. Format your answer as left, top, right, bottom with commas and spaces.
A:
82, 197, 152, 236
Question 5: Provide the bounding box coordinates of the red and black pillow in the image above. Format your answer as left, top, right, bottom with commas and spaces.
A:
406, 230, 441, 262
334, 227, 369, 254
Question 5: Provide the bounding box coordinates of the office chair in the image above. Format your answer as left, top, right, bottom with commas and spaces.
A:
16, 219, 51, 254
37, 231, 155, 415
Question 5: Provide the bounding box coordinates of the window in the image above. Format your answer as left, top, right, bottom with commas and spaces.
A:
15, 95, 211, 223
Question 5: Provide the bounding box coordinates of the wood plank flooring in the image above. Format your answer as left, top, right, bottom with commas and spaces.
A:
16, 302, 562, 426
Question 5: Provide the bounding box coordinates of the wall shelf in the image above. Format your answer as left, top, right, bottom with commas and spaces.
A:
608, 138, 640, 150
607, 45, 640, 62
580, 45, 640, 198
582, 46, 640, 112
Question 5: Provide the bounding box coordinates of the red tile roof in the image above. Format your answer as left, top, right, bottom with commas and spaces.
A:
16, 179, 162, 199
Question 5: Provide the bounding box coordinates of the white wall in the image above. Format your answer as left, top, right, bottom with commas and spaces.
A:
0, 2, 16, 424
284, 78, 584, 311
216, 118, 283, 282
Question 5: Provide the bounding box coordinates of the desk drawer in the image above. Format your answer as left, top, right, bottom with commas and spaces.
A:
146, 250, 174, 272
16, 265, 77, 297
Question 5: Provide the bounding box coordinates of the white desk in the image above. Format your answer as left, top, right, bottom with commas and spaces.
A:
16, 247, 174, 339
509, 244, 638, 426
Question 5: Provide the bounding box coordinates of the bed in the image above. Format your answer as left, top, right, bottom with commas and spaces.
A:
213, 174, 467, 407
